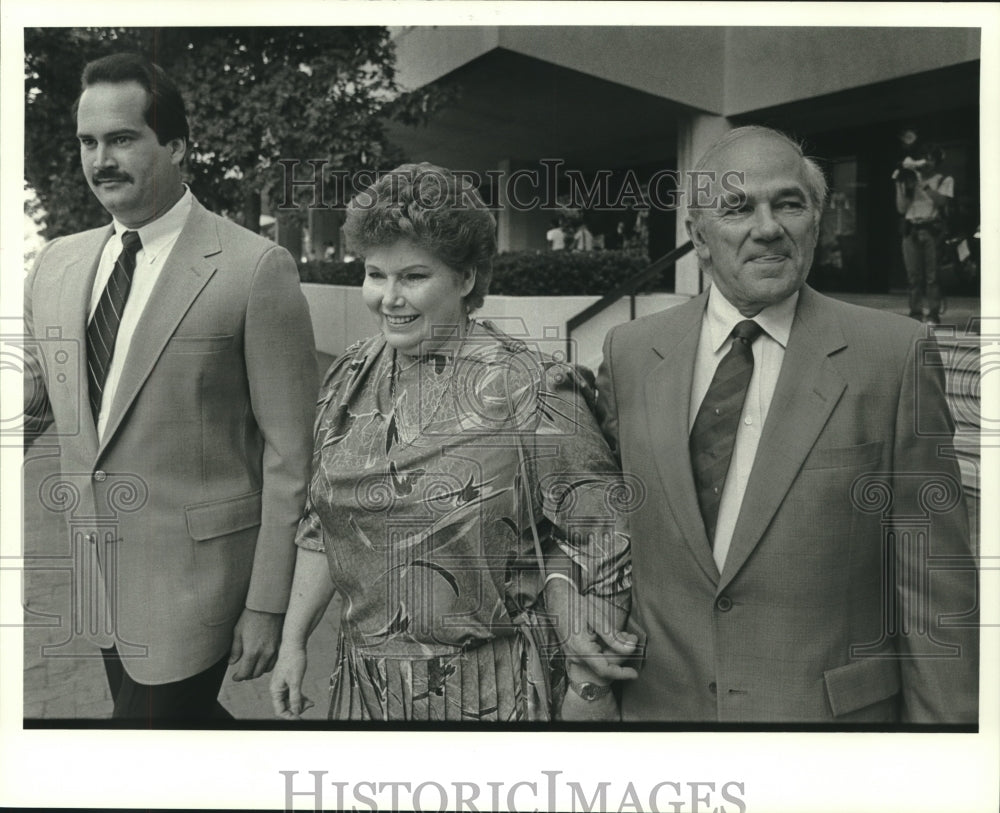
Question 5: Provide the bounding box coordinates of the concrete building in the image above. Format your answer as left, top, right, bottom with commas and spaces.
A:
380, 26, 980, 297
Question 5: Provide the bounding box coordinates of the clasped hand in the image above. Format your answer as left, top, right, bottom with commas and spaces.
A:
544, 576, 640, 721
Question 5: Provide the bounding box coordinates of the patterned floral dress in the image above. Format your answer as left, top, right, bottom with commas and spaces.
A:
296, 320, 632, 721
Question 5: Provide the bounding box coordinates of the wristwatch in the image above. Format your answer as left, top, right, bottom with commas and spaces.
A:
568, 679, 613, 701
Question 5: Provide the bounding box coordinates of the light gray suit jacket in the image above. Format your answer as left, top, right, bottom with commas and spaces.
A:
24, 199, 318, 684
597, 285, 978, 723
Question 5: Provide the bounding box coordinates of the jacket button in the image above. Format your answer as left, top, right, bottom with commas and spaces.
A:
716, 595, 733, 612
708, 681, 717, 694
93, 470, 107, 482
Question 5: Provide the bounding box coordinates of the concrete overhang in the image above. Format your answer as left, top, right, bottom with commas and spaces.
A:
732, 61, 980, 137
722, 27, 981, 116
386, 25, 980, 172
385, 47, 693, 175
392, 26, 727, 111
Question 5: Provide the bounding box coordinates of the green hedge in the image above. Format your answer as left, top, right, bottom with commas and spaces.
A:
490, 250, 651, 296
297, 249, 656, 296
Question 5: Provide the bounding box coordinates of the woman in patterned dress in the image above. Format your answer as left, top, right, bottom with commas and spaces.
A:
270, 164, 638, 721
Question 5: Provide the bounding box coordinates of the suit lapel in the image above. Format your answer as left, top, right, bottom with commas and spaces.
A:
99, 202, 220, 455
718, 286, 848, 590
57, 227, 112, 458
643, 292, 720, 583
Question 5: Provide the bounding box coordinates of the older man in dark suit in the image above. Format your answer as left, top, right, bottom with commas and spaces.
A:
597, 125, 978, 723
23, 53, 317, 721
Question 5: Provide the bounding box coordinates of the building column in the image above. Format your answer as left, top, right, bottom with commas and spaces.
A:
308, 208, 345, 261
496, 158, 514, 253
494, 158, 549, 253
674, 113, 731, 295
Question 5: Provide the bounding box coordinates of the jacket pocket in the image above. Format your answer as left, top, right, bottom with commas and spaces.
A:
186, 491, 261, 626
824, 657, 901, 717
803, 440, 883, 470
185, 490, 262, 541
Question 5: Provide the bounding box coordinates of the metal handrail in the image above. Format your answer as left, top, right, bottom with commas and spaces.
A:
564, 240, 695, 361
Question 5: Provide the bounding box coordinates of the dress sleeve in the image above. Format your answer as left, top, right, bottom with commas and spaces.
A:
294, 491, 327, 553
525, 357, 633, 608
293, 340, 368, 554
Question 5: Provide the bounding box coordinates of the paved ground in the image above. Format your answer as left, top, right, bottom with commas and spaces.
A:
828, 292, 982, 334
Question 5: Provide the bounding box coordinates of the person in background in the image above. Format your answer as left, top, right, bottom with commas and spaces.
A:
605, 220, 628, 251
894, 144, 954, 325
572, 218, 594, 251
270, 163, 637, 722
546, 217, 567, 251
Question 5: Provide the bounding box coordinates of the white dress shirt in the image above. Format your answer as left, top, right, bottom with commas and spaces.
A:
905, 173, 954, 222
689, 285, 799, 572
88, 188, 194, 439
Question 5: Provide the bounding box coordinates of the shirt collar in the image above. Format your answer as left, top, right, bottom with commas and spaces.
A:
705, 284, 799, 353
113, 186, 194, 264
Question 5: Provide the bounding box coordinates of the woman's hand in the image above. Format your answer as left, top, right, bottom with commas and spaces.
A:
545, 574, 640, 684
561, 613, 640, 684
269, 645, 314, 720
559, 680, 620, 722
269, 547, 335, 719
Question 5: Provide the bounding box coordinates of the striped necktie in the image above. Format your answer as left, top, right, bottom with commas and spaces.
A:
86, 230, 142, 423
689, 319, 763, 545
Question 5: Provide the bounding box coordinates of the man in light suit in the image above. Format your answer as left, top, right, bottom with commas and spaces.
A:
23, 53, 318, 721
597, 126, 978, 723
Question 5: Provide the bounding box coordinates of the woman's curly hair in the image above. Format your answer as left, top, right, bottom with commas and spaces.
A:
343, 163, 498, 312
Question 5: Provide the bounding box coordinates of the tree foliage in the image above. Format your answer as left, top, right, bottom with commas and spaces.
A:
25, 27, 455, 239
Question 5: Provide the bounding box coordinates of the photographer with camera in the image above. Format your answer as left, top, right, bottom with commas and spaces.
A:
893, 144, 953, 325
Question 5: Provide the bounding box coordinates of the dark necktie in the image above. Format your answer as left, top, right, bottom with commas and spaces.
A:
86, 230, 142, 423
689, 319, 763, 544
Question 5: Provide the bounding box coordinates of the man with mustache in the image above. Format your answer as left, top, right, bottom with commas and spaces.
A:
23, 53, 317, 721
596, 126, 978, 723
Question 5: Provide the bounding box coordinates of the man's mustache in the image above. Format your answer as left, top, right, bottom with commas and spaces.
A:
92, 171, 132, 184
